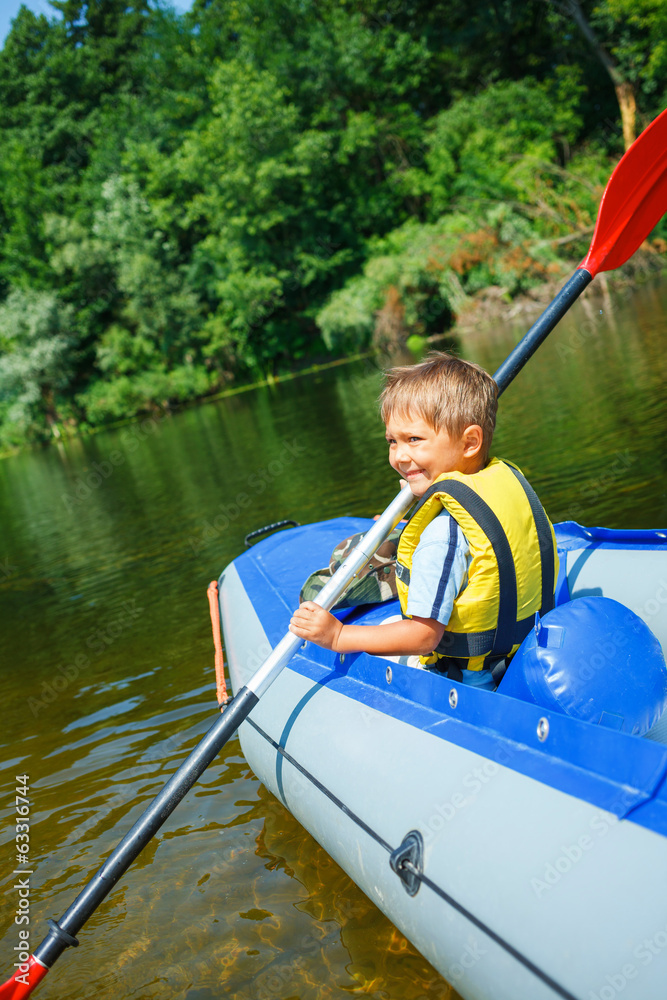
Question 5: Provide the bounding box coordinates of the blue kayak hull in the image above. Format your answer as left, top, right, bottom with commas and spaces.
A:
219, 518, 667, 1000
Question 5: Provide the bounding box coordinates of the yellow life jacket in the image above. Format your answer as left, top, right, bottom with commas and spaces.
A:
395, 458, 558, 673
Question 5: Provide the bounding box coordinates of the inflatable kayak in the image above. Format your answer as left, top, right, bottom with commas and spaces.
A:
218, 518, 667, 1000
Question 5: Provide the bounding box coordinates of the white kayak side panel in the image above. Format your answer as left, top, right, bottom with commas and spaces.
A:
220, 562, 667, 1000
566, 546, 667, 655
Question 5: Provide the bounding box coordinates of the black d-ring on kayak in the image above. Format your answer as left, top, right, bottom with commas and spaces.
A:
244, 520, 300, 547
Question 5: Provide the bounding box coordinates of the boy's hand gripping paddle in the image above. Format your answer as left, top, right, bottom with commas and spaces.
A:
2, 107, 666, 1000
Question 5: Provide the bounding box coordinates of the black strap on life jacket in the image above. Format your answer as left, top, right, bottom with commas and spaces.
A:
402, 463, 556, 659
505, 463, 556, 616
434, 616, 537, 658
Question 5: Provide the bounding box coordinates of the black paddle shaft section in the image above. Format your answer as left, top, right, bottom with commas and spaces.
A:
493, 268, 592, 395
33, 686, 258, 969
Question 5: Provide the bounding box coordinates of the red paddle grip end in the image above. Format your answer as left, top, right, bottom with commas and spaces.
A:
0, 957, 48, 1000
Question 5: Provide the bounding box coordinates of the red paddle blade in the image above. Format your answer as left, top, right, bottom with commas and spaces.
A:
0, 958, 48, 1000
580, 107, 667, 277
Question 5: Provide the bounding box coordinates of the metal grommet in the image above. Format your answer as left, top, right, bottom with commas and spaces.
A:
449, 688, 458, 709
537, 717, 549, 742
339, 653, 345, 664
389, 830, 424, 897
301, 642, 307, 650
386, 665, 392, 684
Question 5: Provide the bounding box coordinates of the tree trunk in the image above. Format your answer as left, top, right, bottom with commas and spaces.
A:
615, 79, 637, 151
553, 0, 637, 149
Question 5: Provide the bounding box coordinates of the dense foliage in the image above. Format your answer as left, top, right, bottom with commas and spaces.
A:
0, 0, 665, 446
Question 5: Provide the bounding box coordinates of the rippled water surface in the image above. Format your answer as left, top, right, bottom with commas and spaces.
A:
1, 277, 666, 1000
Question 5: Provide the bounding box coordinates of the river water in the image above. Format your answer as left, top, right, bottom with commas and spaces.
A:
1, 277, 666, 1000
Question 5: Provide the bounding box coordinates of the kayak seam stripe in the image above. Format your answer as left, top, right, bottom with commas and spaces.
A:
246, 717, 581, 1000
415, 870, 580, 1000
246, 717, 392, 852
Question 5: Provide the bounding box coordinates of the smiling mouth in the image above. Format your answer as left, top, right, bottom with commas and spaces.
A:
403, 469, 426, 479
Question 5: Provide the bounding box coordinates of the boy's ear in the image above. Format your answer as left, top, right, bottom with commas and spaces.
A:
462, 424, 484, 457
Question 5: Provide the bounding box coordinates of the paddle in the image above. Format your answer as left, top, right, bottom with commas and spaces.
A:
3, 107, 666, 1000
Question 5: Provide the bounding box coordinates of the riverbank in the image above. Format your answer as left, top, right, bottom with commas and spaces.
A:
453, 246, 666, 337
0, 352, 372, 460
2, 250, 664, 462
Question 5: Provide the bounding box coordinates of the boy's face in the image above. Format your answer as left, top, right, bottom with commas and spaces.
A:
385, 410, 482, 497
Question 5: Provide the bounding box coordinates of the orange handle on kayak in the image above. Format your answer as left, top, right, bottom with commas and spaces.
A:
207, 580, 229, 709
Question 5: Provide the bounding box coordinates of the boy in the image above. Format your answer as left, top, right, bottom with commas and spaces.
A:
289, 352, 557, 689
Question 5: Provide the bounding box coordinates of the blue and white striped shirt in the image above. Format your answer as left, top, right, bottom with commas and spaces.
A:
405, 511, 471, 625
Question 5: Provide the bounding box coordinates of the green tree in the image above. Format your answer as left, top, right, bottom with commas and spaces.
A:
49, 175, 208, 422
0, 288, 75, 444
549, 0, 667, 148
0, 0, 663, 445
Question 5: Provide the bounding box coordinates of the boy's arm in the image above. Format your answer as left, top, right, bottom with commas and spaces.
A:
289, 602, 445, 656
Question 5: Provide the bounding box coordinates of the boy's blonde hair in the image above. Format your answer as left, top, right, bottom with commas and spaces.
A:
379, 352, 498, 463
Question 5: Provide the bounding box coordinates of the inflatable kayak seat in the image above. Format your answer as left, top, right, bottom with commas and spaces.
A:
499, 596, 667, 737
